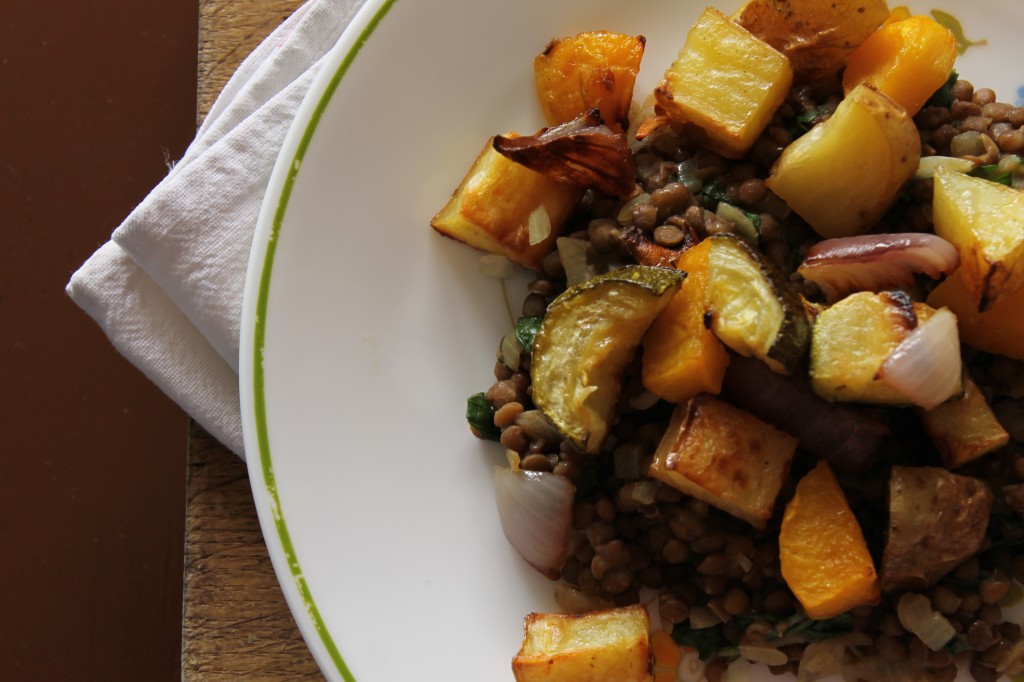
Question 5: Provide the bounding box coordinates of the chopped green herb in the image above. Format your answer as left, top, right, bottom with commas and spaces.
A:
930, 11, 987, 56
798, 613, 855, 641
970, 163, 1014, 187
466, 392, 500, 441
790, 108, 826, 137
926, 70, 959, 109
514, 316, 543, 355
700, 182, 731, 206
672, 622, 735, 661
945, 635, 973, 656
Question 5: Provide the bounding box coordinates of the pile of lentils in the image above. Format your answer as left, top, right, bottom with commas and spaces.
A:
478, 76, 1024, 681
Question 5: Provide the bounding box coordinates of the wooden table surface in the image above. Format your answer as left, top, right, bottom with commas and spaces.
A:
183, 0, 323, 678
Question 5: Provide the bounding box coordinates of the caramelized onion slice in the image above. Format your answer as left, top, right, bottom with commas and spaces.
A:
493, 467, 574, 580
798, 233, 959, 302
877, 308, 962, 410
494, 111, 635, 199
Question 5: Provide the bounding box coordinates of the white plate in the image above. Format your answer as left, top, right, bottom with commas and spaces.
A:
239, 1, 1024, 680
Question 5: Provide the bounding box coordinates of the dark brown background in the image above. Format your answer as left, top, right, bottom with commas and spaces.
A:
1, 1, 198, 679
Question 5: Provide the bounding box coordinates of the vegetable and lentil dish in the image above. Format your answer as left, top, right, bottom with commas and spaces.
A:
432, 2, 1024, 680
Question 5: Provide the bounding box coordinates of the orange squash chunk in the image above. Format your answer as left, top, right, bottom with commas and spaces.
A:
534, 31, 645, 134
842, 15, 957, 117
642, 240, 730, 402
780, 461, 880, 620
927, 268, 1024, 361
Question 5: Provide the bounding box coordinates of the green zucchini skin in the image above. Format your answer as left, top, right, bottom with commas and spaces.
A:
705, 234, 810, 374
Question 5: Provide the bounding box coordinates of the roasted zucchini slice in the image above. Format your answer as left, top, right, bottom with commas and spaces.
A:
705, 233, 810, 374
531, 266, 684, 454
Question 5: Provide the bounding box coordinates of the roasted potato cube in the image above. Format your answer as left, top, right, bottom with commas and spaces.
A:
931, 167, 1024, 310
534, 31, 645, 134
431, 136, 582, 270
512, 605, 652, 682
881, 466, 993, 591
810, 291, 947, 404
733, 0, 889, 81
919, 376, 1009, 469
654, 7, 792, 160
766, 84, 920, 239
650, 394, 797, 528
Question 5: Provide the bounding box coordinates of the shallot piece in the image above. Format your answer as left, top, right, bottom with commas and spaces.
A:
494, 111, 636, 198
798, 233, 960, 302
493, 466, 575, 580
877, 308, 962, 410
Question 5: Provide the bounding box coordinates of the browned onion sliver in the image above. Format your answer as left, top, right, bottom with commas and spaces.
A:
798, 233, 959, 301
877, 308, 962, 410
493, 467, 574, 580
494, 112, 635, 199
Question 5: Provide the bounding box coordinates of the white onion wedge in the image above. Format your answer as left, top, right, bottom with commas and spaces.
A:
877, 308, 962, 410
493, 467, 575, 579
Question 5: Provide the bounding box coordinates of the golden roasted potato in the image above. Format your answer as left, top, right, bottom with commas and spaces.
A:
431, 136, 582, 270
766, 84, 919, 239
931, 167, 1024, 310
654, 6, 792, 160
732, 0, 890, 81
512, 605, 652, 682
534, 31, 645, 134
918, 376, 1009, 469
650, 394, 797, 528
810, 291, 951, 405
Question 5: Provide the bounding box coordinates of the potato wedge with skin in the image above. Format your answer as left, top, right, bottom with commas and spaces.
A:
531, 266, 683, 454
810, 291, 944, 405
513, 605, 652, 682
931, 168, 1024, 310
733, 0, 890, 81
431, 136, 582, 270
534, 31, 645, 134
654, 7, 792, 160
918, 375, 1009, 469
650, 394, 797, 528
881, 466, 993, 592
766, 84, 920, 239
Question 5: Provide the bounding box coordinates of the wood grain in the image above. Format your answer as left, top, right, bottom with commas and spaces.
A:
183, 0, 322, 679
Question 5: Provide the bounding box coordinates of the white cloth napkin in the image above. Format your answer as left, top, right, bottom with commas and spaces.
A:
66, 0, 365, 457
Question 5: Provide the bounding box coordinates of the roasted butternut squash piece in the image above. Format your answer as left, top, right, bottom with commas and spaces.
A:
732, 0, 889, 81
810, 291, 943, 404
927, 268, 1024, 360
919, 376, 1009, 469
842, 15, 957, 117
779, 461, 880, 620
650, 394, 797, 528
534, 31, 645, 134
512, 605, 652, 682
766, 84, 920, 239
881, 466, 993, 591
931, 168, 1024, 310
642, 239, 730, 403
654, 7, 792, 160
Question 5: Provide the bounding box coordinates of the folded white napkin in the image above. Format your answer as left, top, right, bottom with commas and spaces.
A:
66, 0, 365, 457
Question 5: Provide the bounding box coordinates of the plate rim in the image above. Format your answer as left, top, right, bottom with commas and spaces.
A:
238, 1, 398, 679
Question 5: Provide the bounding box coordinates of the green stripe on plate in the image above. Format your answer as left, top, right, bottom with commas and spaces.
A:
251, 1, 400, 679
